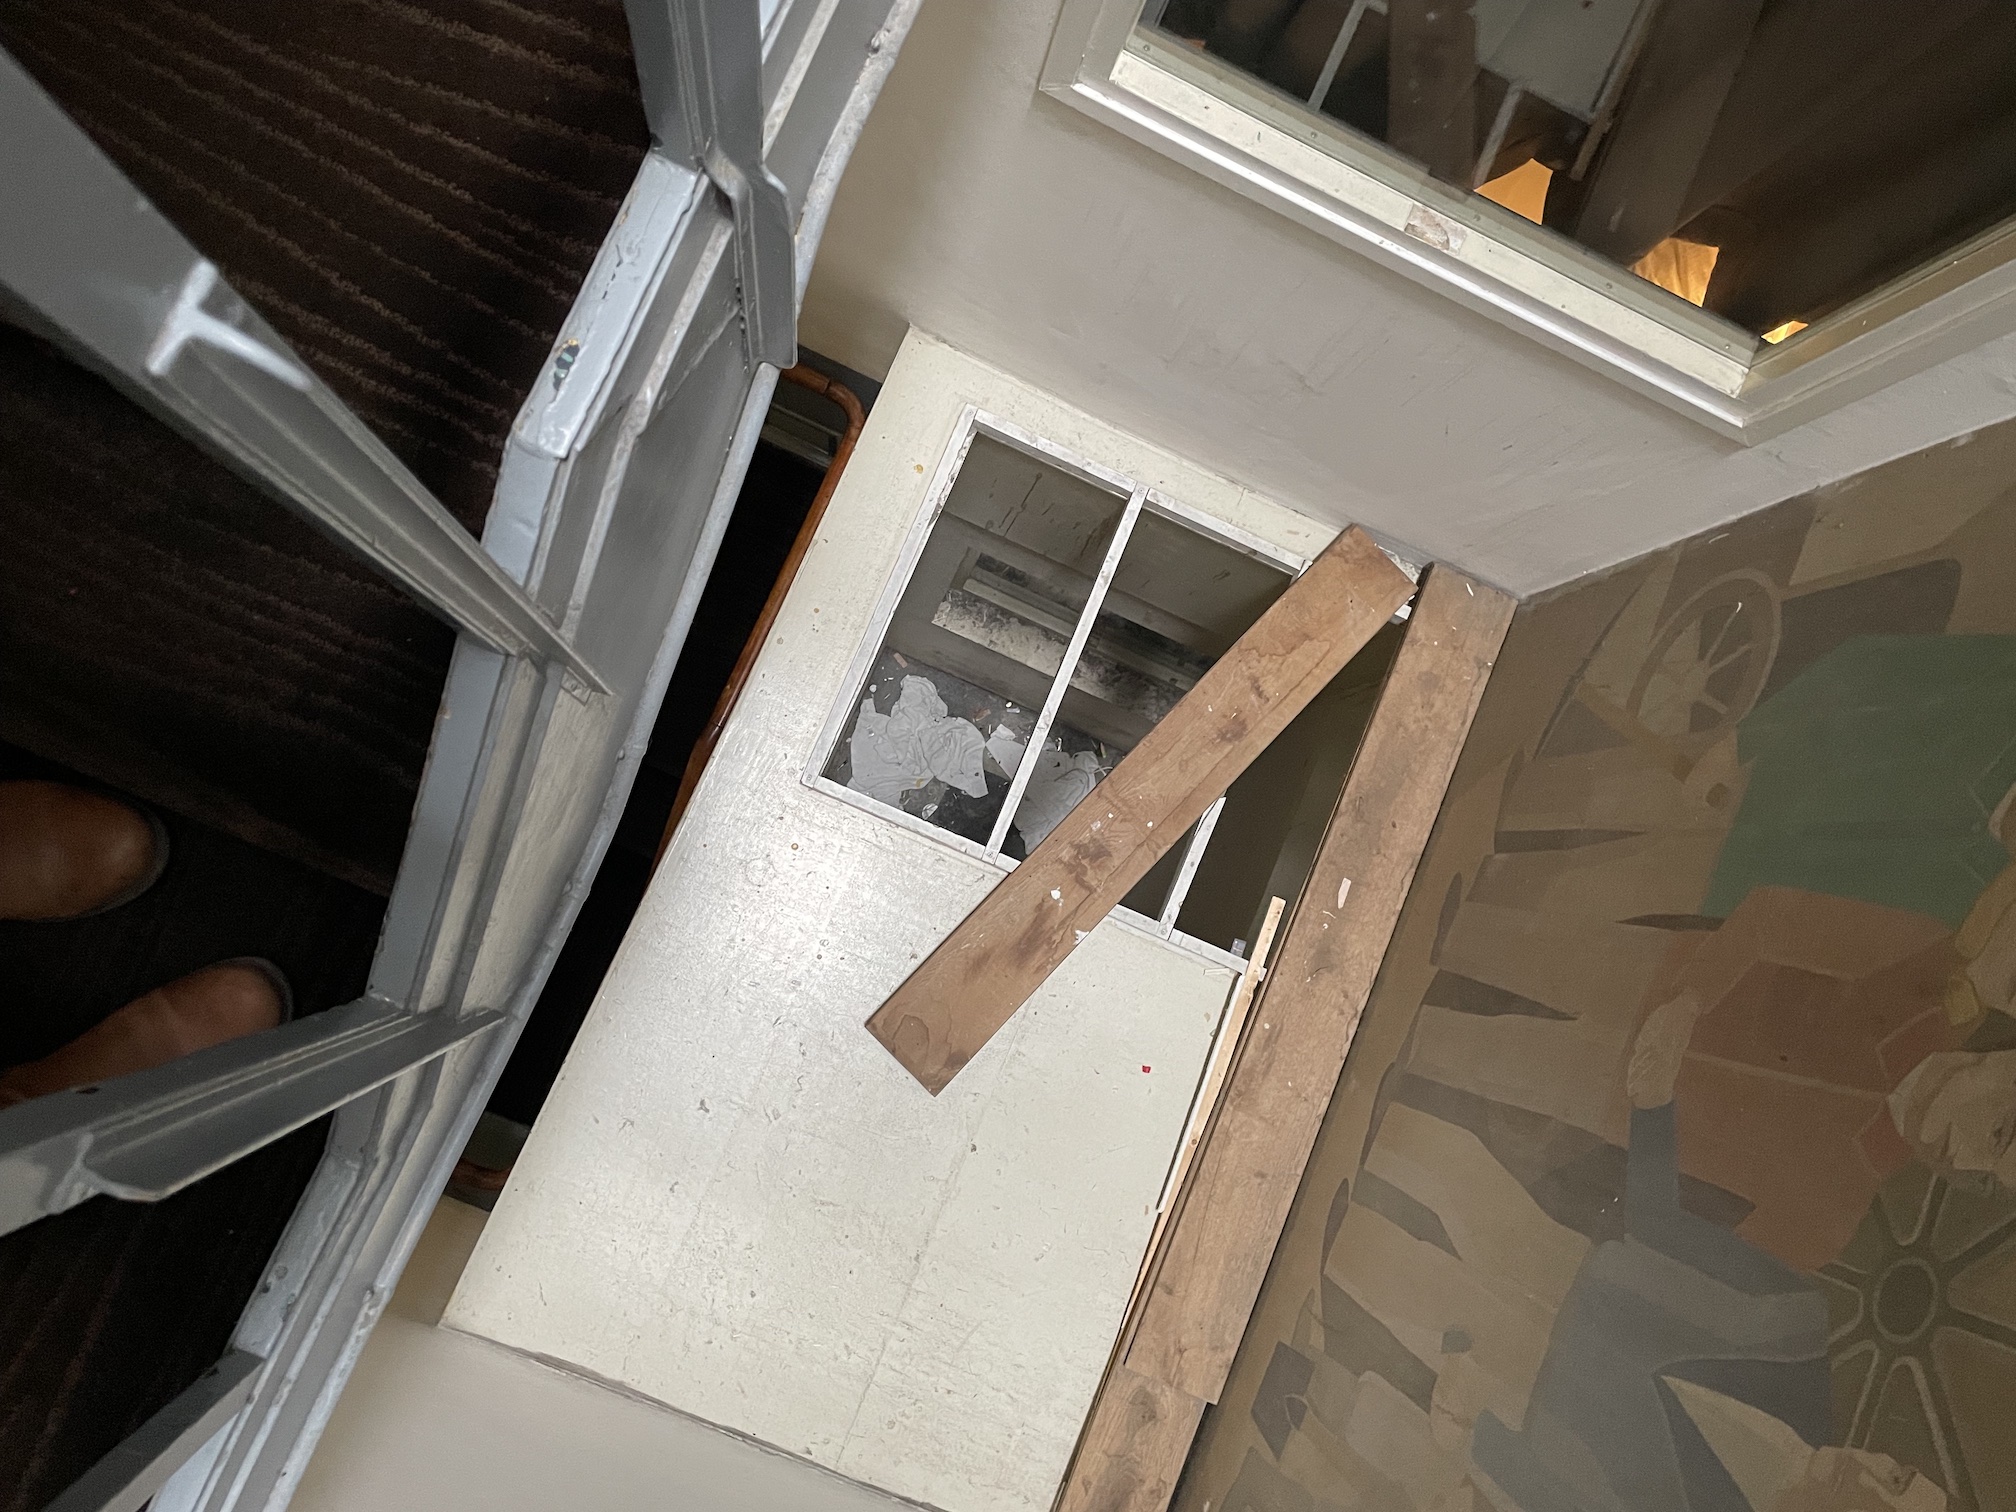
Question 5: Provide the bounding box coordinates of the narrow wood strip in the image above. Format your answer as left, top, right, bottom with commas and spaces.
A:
1162, 896, 1287, 1229
1054, 1365, 1205, 1512
1056, 899, 1283, 1512
1121, 894, 1287, 1358
866, 526, 1415, 1094
1121, 564, 1514, 1402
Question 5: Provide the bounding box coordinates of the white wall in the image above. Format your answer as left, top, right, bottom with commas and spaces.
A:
294, 1200, 909, 1512
447, 333, 1327, 1512
797, 0, 2016, 598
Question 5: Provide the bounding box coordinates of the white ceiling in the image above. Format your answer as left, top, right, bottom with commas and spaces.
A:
800, 0, 2016, 598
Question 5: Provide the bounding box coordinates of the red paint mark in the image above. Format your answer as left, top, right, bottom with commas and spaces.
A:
1141, 1065, 1152, 1074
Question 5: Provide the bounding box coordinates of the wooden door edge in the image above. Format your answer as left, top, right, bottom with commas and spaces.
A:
1051, 563, 1516, 1512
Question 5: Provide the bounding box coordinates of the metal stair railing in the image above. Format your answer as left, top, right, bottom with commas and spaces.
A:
0, 0, 924, 1507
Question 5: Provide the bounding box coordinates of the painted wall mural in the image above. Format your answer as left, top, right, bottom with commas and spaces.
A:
1180, 423, 2016, 1512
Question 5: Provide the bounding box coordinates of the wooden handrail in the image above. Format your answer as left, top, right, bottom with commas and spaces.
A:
654, 364, 866, 867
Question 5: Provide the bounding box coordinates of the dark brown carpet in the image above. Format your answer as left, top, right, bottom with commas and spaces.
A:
0, 1120, 330, 1512
0, 328, 455, 893
0, 734, 384, 1512
0, 0, 650, 530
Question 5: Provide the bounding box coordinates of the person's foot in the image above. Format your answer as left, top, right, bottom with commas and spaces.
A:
0, 779, 167, 921
0, 959, 290, 1106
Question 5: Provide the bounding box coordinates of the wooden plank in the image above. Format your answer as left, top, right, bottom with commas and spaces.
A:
1157, 899, 1288, 1243
1120, 564, 1514, 1403
1388, 0, 1479, 186
1568, 0, 1765, 263
1675, 0, 1983, 228
865, 526, 1414, 1094
1120, 895, 1287, 1362
1054, 1366, 1206, 1512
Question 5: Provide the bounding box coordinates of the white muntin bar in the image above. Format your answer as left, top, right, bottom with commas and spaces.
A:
1157, 793, 1228, 936
984, 484, 1148, 855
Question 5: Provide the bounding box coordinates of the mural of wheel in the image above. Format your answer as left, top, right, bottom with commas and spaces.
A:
1817, 1163, 2016, 1512
1628, 569, 1781, 748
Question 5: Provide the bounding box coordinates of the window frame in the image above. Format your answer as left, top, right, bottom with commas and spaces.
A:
1042, 0, 2016, 442
801, 404, 1314, 970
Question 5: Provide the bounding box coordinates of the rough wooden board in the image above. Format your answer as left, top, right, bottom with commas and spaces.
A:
1118, 896, 1287, 1367
866, 526, 1415, 1094
1053, 1366, 1205, 1512
1120, 565, 1514, 1403
1145, 898, 1287, 1279
1388, 0, 1479, 187
1569, 0, 1766, 262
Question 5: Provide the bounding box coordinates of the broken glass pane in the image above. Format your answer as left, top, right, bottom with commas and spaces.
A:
822, 434, 1130, 851
994, 505, 1293, 853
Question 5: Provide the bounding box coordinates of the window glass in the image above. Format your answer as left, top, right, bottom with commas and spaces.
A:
822, 435, 1131, 854
1147, 0, 2016, 341
820, 424, 1422, 956
1118, 815, 1203, 920
821, 433, 1297, 885
1043, 505, 1292, 843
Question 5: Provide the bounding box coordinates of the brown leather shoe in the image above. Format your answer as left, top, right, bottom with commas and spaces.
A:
0, 958, 290, 1106
0, 779, 167, 921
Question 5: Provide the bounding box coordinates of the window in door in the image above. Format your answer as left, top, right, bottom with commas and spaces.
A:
810, 410, 1406, 962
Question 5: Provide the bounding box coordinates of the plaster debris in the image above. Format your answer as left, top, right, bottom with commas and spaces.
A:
1337, 876, 1353, 907
1014, 746, 1103, 848
985, 724, 1027, 776
846, 675, 989, 805
1403, 202, 1466, 253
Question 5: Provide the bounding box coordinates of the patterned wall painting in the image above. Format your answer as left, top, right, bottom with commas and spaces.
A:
1179, 423, 2016, 1512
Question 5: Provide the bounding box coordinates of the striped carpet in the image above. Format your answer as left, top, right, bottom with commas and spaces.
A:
0, 1119, 331, 1512
0, 327, 459, 893
0, 0, 649, 529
